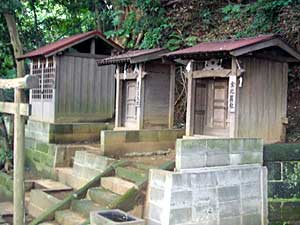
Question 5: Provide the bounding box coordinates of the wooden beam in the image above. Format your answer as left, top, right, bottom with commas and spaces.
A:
228, 57, 238, 138
231, 39, 300, 61
0, 75, 39, 89
90, 39, 96, 54
115, 65, 122, 128
0, 102, 31, 116
185, 72, 195, 136
130, 49, 169, 64
136, 64, 145, 129
168, 64, 175, 129
192, 69, 231, 79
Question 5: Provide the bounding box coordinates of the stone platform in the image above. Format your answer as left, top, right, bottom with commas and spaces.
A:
25, 119, 113, 144
145, 138, 268, 225
101, 129, 184, 157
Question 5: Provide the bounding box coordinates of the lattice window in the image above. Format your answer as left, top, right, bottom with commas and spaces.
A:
31, 58, 55, 100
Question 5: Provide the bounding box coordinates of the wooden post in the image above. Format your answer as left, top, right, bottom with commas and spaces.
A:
13, 88, 25, 225
136, 64, 144, 129
185, 72, 195, 136
115, 65, 122, 128
229, 57, 238, 138
168, 64, 175, 129
0, 75, 38, 225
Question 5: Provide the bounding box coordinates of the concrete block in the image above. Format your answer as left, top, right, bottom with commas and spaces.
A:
230, 154, 242, 165
192, 188, 217, 206
219, 216, 241, 225
229, 139, 245, 153
217, 169, 241, 187
146, 219, 160, 225
101, 177, 138, 195
240, 152, 263, 165
191, 173, 217, 188
206, 152, 230, 167
169, 208, 192, 225
172, 173, 191, 190
241, 198, 261, 215
170, 190, 192, 209
242, 214, 262, 225
219, 200, 241, 218
241, 183, 261, 199
149, 170, 168, 189
148, 203, 164, 223
71, 199, 105, 217
149, 187, 165, 204
243, 138, 263, 152
206, 139, 230, 152
241, 168, 261, 184
193, 203, 217, 223
218, 186, 240, 202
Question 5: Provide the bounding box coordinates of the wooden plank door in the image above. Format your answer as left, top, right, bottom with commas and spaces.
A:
194, 79, 208, 134
123, 80, 137, 128
204, 78, 229, 136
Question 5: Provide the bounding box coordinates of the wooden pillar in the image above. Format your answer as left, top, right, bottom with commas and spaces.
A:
90, 39, 96, 54
13, 87, 25, 225
185, 72, 195, 136
229, 57, 238, 138
168, 64, 175, 129
115, 65, 122, 128
136, 64, 144, 130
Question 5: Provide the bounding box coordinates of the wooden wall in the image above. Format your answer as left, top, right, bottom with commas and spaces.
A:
143, 62, 170, 129
237, 57, 288, 143
55, 55, 115, 123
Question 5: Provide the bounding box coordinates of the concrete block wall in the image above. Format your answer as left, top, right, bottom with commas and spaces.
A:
25, 138, 101, 179
264, 144, 300, 224
72, 151, 114, 180
25, 119, 113, 144
146, 165, 268, 225
176, 138, 263, 170
101, 129, 184, 157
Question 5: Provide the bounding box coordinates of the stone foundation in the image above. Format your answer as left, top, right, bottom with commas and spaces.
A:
25, 138, 101, 179
25, 119, 113, 144
145, 138, 268, 225
101, 129, 184, 157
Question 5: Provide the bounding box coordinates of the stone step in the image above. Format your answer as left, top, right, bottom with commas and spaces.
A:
28, 189, 62, 218
86, 187, 120, 205
0, 202, 13, 216
39, 221, 60, 225
56, 168, 90, 190
115, 166, 147, 184
55, 210, 86, 225
34, 179, 72, 192
71, 199, 105, 217
101, 177, 138, 195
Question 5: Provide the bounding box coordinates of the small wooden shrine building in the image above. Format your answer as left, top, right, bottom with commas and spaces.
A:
18, 30, 122, 123
98, 48, 175, 130
166, 34, 300, 143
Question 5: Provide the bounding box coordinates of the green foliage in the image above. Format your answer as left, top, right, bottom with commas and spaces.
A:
0, 148, 12, 166
166, 32, 199, 51
221, 0, 300, 37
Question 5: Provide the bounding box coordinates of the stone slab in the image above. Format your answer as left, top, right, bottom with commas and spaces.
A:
176, 138, 263, 170
101, 129, 184, 157
55, 209, 86, 225
0, 202, 13, 216
101, 177, 138, 195
34, 179, 72, 192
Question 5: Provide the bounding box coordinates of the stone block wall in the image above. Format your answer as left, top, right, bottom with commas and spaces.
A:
0, 172, 13, 202
176, 138, 263, 170
264, 143, 300, 225
25, 119, 113, 144
101, 129, 184, 157
72, 151, 114, 180
146, 165, 268, 225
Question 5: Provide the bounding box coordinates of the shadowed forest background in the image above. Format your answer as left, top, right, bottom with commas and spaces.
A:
1, 0, 300, 168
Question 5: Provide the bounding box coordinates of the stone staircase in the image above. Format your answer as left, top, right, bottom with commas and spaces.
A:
39, 161, 157, 225
25, 147, 170, 225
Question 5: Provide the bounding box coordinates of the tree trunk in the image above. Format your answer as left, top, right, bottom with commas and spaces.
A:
4, 13, 24, 79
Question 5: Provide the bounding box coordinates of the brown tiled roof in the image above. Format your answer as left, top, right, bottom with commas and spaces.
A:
18, 30, 122, 60
98, 48, 168, 65
165, 34, 277, 58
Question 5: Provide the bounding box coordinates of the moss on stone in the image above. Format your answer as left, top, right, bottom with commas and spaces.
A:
264, 143, 300, 162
